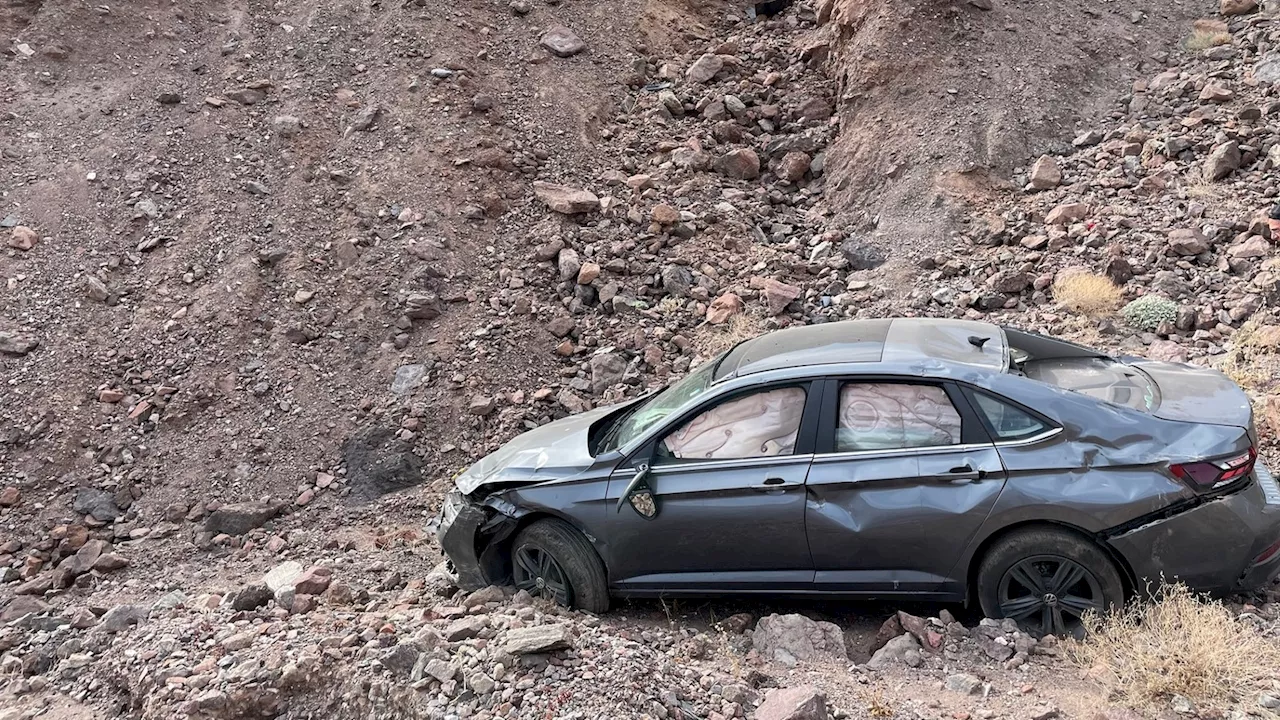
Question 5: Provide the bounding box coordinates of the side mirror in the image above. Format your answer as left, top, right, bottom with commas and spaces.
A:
615, 462, 657, 518
628, 488, 657, 519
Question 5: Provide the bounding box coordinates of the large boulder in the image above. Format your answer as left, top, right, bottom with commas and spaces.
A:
752, 613, 847, 665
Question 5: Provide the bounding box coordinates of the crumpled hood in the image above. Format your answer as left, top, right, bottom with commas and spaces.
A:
455, 405, 615, 495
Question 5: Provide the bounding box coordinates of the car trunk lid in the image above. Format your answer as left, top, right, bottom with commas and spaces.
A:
1021, 355, 1253, 432
1125, 358, 1254, 432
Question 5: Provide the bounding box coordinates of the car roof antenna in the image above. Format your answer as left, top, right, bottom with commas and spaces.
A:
968, 335, 990, 350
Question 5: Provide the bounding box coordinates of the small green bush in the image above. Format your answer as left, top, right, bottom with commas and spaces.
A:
1122, 295, 1179, 331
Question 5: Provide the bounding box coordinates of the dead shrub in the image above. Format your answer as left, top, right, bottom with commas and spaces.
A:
1187, 20, 1231, 52
695, 313, 764, 358
1051, 272, 1122, 316
1219, 319, 1280, 393
1068, 583, 1280, 711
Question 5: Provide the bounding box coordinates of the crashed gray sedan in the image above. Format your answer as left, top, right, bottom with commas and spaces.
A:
437, 318, 1280, 636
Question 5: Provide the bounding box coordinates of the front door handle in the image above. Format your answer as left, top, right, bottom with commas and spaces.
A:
751, 477, 790, 491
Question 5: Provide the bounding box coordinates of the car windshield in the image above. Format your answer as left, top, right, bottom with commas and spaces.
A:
599, 356, 721, 452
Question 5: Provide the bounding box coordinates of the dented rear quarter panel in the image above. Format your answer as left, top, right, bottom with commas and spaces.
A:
952, 370, 1253, 588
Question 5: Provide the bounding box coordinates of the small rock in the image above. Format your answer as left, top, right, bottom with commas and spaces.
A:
686, 54, 725, 84
98, 604, 147, 633
1204, 141, 1241, 181
1029, 155, 1061, 189
1044, 203, 1089, 225
500, 624, 572, 654
0, 487, 19, 507
1221, 0, 1258, 15
651, 203, 681, 224
294, 567, 332, 595
0, 331, 38, 356
706, 292, 743, 324
866, 633, 922, 669
540, 25, 585, 57
468, 395, 496, 416
533, 181, 600, 214
754, 686, 827, 720
204, 501, 282, 536
8, 226, 37, 251
1168, 228, 1209, 256
229, 584, 273, 611
714, 148, 761, 180
946, 673, 983, 695
590, 352, 628, 394
263, 561, 303, 592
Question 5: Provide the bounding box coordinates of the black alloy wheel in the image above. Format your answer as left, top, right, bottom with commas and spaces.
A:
977, 527, 1125, 639
513, 545, 572, 605
997, 555, 1105, 637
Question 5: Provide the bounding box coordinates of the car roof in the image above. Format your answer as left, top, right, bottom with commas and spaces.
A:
713, 318, 1008, 381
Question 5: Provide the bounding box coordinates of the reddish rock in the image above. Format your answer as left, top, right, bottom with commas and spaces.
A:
759, 278, 802, 315
714, 148, 761, 180
776, 152, 811, 183
651, 203, 681, 224
706, 292, 744, 324
98, 388, 125, 403
1147, 340, 1188, 363
1044, 203, 1090, 225
0, 486, 19, 507
7, 225, 37, 250
755, 686, 827, 720
577, 262, 601, 284
295, 566, 333, 595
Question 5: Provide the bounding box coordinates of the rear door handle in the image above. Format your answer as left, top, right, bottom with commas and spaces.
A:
941, 465, 986, 481
751, 477, 790, 491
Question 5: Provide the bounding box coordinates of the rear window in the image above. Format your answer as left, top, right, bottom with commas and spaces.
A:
970, 392, 1049, 440
1022, 358, 1157, 412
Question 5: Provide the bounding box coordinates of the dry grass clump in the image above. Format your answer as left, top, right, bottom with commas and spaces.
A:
1219, 320, 1280, 393
1187, 19, 1232, 52
1051, 272, 1122, 316
1068, 583, 1280, 711
695, 313, 764, 358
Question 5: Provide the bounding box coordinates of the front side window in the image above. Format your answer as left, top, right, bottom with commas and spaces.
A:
971, 392, 1049, 441
837, 383, 961, 452
658, 387, 806, 462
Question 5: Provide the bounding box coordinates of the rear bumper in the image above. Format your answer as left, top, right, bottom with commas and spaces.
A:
1108, 463, 1280, 595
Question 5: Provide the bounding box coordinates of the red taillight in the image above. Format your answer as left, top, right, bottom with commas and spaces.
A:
1252, 537, 1280, 567
1170, 447, 1256, 491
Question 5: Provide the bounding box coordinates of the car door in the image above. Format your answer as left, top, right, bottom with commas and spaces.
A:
804, 377, 1007, 597
605, 380, 822, 593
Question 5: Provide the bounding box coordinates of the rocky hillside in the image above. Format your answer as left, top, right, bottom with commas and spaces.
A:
4, 0, 1280, 718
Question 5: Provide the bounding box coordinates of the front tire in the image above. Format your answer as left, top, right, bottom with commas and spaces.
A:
510, 518, 609, 613
977, 527, 1124, 638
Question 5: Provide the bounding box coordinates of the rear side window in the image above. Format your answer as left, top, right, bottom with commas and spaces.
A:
658, 387, 806, 461
971, 392, 1049, 441
836, 383, 961, 452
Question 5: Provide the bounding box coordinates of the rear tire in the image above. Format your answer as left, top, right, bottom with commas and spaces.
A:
977, 527, 1124, 638
511, 518, 610, 613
